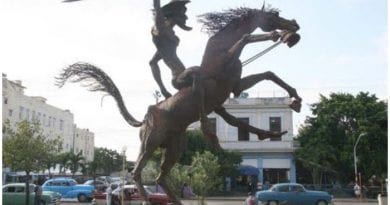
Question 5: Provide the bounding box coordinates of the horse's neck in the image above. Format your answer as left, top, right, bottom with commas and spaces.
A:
210, 18, 257, 49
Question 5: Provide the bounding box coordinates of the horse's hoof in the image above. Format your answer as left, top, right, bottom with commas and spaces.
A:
289, 100, 301, 112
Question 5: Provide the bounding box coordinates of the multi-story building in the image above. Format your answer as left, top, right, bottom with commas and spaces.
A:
191, 97, 297, 185
74, 127, 95, 162
2, 73, 94, 161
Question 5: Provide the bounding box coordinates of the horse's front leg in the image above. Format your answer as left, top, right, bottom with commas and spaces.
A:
226, 31, 281, 60
215, 107, 287, 140
232, 71, 302, 112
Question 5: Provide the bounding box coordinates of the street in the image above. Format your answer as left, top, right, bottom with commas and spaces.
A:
61, 198, 379, 205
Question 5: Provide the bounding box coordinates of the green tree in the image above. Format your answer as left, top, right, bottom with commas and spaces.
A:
147, 130, 241, 195
93, 147, 125, 175
3, 120, 62, 205
68, 151, 86, 176
191, 151, 221, 205
180, 130, 241, 178
296, 92, 387, 184
57, 152, 71, 174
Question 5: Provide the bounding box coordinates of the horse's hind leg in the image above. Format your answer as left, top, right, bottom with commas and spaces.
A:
233, 71, 302, 112
132, 118, 163, 205
156, 132, 186, 205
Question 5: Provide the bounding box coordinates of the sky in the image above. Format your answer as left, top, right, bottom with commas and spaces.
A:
0, 0, 387, 161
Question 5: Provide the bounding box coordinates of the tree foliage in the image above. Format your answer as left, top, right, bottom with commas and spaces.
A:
68, 151, 86, 175
180, 130, 241, 178
92, 147, 125, 175
191, 151, 221, 204
296, 92, 387, 184
3, 120, 62, 205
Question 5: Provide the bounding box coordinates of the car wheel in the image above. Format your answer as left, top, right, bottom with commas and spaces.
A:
316, 200, 328, 205
77, 194, 88, 202
268, 200, 278, 205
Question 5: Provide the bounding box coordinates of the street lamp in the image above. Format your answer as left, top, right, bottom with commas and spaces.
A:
354, 133, 366, 183
121, 146, 127, 205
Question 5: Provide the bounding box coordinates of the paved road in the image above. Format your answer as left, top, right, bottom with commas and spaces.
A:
61, 198, 380, 205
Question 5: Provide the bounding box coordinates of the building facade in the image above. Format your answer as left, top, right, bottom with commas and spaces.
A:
74, 128, 95, 162
2, 73, 94, 161
191, 97, 297, 185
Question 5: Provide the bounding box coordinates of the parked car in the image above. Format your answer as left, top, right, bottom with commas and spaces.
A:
42, 177, 95, 202
256, 183, 333, 205
83, 180, 107, 192
93, 184, 170, 205
2, 183, 61, 205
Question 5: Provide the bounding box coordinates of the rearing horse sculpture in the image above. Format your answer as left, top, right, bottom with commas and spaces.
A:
56, 4, 301, 205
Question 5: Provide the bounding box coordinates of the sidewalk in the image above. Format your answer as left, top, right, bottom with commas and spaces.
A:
186, 196, 380, 203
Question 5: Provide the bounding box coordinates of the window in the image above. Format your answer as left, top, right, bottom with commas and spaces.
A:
32, 111, 36, 120
59, 119, 64, 130
4, 187, 15, 192
37, 112, 41, 122
43, 114, 46, 125
15, 186, 25, 193
19, 106, 24, 120
8, 109, 13, 117
48, 116, 52, 127
26, 109, 30, 120
238, 118, 249, 141
3, 97, 8, 104
209, 118, 216, 135
53, 117, 56, 128
269, 117, 281, 141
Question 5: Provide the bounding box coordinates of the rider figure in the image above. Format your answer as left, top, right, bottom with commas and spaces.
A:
150, 0, 199, 98
151, 0, 215, 144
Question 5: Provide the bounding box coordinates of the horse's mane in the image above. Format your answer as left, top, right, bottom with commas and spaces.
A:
198, 5, 280, 35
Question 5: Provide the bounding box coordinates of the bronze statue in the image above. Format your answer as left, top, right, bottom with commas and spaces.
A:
57, 3, 301, 205
150, 0, 194, 99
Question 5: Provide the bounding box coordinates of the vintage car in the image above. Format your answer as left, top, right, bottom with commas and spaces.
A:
2, 183, 61, 205
256, 183, 333, 205
83, 179, 108, 192
42, 177, 95, 202
93, 184, 170, 205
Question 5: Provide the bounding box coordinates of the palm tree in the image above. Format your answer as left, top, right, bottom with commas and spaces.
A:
58, 152, 71, 174
68, 151, 86, 176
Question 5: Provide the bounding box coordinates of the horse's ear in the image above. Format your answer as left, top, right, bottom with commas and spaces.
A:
261, 1, 265, 11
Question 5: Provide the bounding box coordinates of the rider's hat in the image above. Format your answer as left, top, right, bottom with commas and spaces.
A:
162, 0, 190, 17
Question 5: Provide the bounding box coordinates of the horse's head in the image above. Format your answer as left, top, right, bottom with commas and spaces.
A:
256, 5, 299, 33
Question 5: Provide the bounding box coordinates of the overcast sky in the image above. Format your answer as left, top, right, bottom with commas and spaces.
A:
1, 0, 387, 161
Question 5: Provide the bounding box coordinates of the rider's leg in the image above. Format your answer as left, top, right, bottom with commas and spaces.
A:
232, 71, 302, 112
150, 52, 172, 98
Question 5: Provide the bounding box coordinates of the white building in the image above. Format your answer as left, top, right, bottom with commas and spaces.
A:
74, 127, 95, 162
191, 97, 297, 184
2, 73, 94, 161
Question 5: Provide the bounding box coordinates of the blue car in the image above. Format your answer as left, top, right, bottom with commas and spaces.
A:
42, 177, 95, 202
256, 183, 333, 205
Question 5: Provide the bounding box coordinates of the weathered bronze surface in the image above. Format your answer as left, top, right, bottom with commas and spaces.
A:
57, 2, 301, 205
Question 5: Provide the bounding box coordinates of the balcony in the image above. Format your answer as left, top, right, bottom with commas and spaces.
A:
220, 140, 297, 153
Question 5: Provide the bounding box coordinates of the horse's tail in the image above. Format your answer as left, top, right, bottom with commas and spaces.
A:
56, 62, 143, 127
